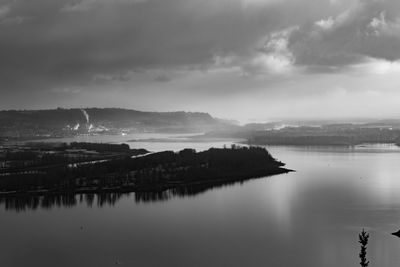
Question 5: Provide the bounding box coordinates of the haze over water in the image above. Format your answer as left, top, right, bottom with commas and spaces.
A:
2, 135, 400, 267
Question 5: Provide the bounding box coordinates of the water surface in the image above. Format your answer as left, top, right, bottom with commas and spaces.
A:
2, 139, 400, 267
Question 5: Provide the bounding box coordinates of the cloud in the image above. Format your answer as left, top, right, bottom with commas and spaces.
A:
368, 11, 387, 34
0, 4, 29, 26
154, 75, 171, 82
0, 0, 399, 99
351, 57, 400, 75
92, 72, 133, 82
242, 27, 297, 75
0, 5, 10, 19
315, 17, 334, 30
240, 0, 290, 8
1, 15, 29, 25
288, 0, 400, 68
61, 0, 147, 12
50, 87, 82, 94
61, 0, 98, 12
367, 10, 400, 37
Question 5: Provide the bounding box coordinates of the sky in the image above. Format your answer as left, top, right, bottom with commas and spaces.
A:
1, 0, 400, 122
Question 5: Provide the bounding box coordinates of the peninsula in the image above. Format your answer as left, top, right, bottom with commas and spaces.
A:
0, 144, 291, 197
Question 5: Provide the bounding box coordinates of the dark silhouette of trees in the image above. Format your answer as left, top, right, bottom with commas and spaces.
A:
0, 146, 290, 199
359, 229, 370, 267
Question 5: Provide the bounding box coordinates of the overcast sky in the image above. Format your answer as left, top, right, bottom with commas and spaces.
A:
1, 0, 400, 122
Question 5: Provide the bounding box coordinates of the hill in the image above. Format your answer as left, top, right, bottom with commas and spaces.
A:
0, 108, 229, 138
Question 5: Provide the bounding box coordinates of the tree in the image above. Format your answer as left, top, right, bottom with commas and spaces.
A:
359, 229, 370, 267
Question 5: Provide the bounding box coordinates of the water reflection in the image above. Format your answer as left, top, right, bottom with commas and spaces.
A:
4, 144, 400, 267
0, 194, 115, 211
0, 178, 265, 211
0, 193, 132, 212
134, 180, 251, 203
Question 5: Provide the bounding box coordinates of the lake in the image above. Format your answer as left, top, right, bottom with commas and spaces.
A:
2, 134, 400, 267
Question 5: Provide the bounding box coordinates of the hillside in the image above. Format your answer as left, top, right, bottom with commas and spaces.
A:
0, 108, 228, 138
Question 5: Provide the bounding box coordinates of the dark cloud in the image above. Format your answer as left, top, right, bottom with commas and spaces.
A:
154, 75, 171, 83
0, 0, 399, 110
0, 0, 343, 93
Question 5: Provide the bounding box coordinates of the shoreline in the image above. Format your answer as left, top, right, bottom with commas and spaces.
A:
0, 168, 293, 198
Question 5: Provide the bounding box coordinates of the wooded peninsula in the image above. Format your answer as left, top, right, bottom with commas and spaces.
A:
0, 143, 291, 197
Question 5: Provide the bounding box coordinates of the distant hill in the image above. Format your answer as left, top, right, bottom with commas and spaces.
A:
0, 108, 230, 138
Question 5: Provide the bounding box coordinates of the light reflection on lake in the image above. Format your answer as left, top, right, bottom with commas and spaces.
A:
17, 132, 244, 152
2, 138, 400, 267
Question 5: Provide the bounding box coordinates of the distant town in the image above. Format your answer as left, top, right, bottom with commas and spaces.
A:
2, 108, 400, 148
